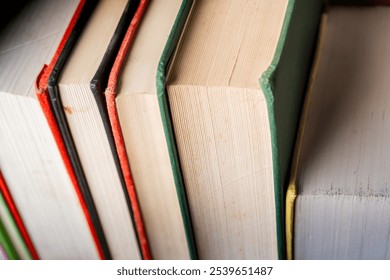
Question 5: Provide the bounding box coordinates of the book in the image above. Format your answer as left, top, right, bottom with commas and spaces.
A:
0, 0, 100, 259
52, 0, 149, 260
106, 0, 193, 259
287, 2, 390, 260
158, 0, 322, 259
156, 0, 197, 259
0, 171, 34, 259
35, 0, 109, 260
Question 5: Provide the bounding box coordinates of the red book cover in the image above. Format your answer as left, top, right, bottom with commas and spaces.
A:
105, 0, 151, 260
34, 0, 106, 260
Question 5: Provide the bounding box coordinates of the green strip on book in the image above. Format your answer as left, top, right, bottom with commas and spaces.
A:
156, 0, 198, 260
0, 191, 31, 260
0, 214, 19, 259
260, 0, 323, 259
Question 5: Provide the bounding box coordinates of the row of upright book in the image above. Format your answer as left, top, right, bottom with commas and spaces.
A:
1, 0, 389, 260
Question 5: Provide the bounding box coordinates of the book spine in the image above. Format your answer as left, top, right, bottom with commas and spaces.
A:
105, 0, 152, 260
260, 0, 297, 260
35, 0, 107, 260
260, 0, 324, 259
156, 0, 198, 260
90, 0, 152, 260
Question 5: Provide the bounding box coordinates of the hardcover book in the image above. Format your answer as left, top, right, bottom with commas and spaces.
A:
35, 0, 108, 260
158, 0, 322, 259
51, 0, 150, 259
106, 0, 194, 259
0, 0, 100, 259
287, 1, 390, 260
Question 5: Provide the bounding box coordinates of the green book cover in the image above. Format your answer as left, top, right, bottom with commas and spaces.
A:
0, 218, 18, 260
156, 0, 197, 259
157, 0, 322, 259
0, 191, 30, 260
261, 0, 323, 257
